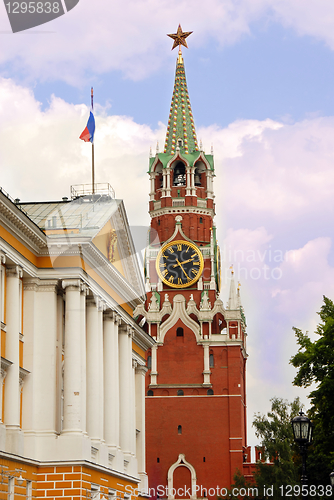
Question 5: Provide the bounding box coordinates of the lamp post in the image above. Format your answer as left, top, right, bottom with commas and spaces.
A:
329, 471, 334, 487
291, 411, 313, 486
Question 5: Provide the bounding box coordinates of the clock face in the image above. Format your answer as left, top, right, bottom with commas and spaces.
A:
156, 240, 204, 288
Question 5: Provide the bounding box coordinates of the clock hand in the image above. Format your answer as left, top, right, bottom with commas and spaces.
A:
176, 259, 190, 280
172, 258, 193, 267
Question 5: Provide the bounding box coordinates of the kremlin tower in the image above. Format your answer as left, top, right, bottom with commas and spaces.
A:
134, 25, 252, 498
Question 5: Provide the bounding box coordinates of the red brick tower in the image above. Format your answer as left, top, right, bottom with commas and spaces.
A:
134, 26, 250, 499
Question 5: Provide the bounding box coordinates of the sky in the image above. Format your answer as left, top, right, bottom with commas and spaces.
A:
1, 0, 334, 456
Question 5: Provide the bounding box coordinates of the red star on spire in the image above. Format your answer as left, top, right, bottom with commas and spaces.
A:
167, 24, 193, 50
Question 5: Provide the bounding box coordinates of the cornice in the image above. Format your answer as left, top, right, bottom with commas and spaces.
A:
0, 193, 47, 251
149, 206, 214, 218
111, 201, 145, 299
81, 243, 145, 308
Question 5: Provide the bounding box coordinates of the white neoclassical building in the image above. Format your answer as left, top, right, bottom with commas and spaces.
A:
0, 184, 154, 499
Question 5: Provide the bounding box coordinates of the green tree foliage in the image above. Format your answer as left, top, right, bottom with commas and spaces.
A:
290, 296, 334, 485
252, 397, 300, 499
219, 470, 257, 499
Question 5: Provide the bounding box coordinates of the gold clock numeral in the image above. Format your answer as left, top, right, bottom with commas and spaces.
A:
178, 278, 183, 284
162, 269, 168, 277
186, 276, 191, 282
192, 269, 198, 276
160, 263, 166, 268
168, 276, 174, 283
193, 261, 200, 266
177, 244, 182, 251
168, 248, 174, 254
162, 253, 168, 260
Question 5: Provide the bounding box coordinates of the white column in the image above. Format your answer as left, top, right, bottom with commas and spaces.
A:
86, 295, 101, 441
149, 174, 155, 201
98, 300, 105, 441
191, 167, 196, 195
186, 168, 191, 196
150, 344, 158, 385
166, 168, 171, 197
80, 284, 88, 434
62, 279, 82, 433
0, 253, 5, 424
22, 279, 58, 434
4, 266, 22, 430
103, 311, 120, 448
162, 170, 167, 197
118, 325, 134, 456
55, 292, 64, 434
203, 343, 211, 385
135, 363, 148, 492
131, 359, 137, 455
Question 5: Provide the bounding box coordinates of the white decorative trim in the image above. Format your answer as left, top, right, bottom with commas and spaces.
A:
167, 454, 197, 499
1, 357, 12, 380
160, 295, 200, 342
62, 279, 81, 290
6, 265, 23, 278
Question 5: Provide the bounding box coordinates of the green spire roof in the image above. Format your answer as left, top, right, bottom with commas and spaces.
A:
164, 49, 198, 156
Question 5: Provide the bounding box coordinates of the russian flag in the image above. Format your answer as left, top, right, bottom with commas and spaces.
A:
80, 111, 95, 143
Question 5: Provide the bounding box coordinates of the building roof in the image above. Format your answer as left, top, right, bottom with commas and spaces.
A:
19, 195, 120, 239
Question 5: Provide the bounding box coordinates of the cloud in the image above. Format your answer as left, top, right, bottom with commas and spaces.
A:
2, 77, 334, 447
2, 0, 334, 84
0, 77, 165, 227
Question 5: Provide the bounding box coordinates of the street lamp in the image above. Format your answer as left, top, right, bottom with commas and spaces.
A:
329, 471, 334, 487
0, 466, 25, 485
291, 411, 313, 486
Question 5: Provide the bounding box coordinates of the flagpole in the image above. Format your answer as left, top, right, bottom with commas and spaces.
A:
91, 87, 95, 195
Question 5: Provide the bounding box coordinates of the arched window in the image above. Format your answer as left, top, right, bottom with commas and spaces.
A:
209, 352, 214, 368
177, 390, 184, 396
147, 390, 154, 396
178, 425, 182, 435
199, 217, 203, 224
147, 355, 152, 369
207, 389, 214, 395
176, 327, 184, 337
173, 162, 186, 186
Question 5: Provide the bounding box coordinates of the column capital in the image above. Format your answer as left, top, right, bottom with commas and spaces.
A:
80, 283, 89, 296
62, 279, 81, 291
113, 311, 122, 325
119, 324, 134, 337
6, 265, 23, 278
135, 364, 148, 376
86, 293, 101, 308
104, 309, 121, 323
